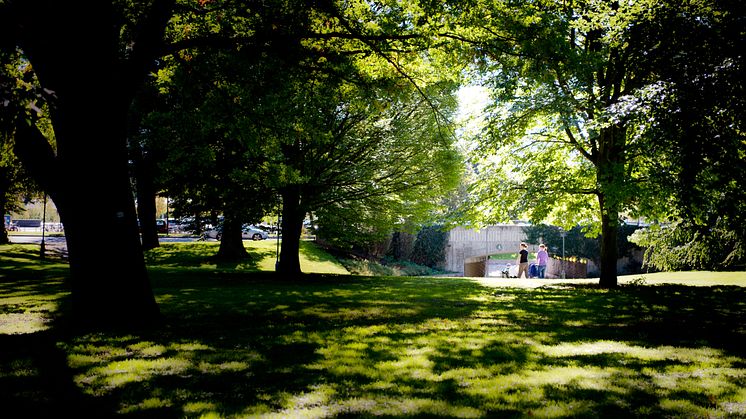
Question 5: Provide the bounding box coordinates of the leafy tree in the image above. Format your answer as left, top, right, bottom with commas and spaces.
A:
409, 225, 449, 269
0, 1, 188, 324
0, 141, 25, 245
627, 0, 746, 270
141, 48, 277, 260
0, 46, 43, 244
260, 69, 462, 274
0, 0, 454, 324
455, 0, 739, 286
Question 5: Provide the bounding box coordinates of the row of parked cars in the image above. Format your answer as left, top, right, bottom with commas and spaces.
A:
148, 218, 270, 241
203, 225, 269, 241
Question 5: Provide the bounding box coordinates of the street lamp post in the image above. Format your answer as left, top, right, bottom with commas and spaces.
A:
40, 194, 47, 259
165, 196, 169, 236
560, 229, 566, 279
275, 197, 282, 272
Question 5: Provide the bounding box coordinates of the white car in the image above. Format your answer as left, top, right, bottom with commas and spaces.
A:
204, 225, 269, 241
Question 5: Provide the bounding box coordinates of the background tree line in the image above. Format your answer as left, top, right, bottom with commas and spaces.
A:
2, 0, 743, 329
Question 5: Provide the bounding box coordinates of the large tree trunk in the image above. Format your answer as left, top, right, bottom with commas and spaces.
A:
277, 186, 305, 275
55, 100, 160, 325
216, 211, 248, 260
11, 1, 166, 327
598, 194, 619, 288
595, 126, 625, 288
133, 144, 160, 251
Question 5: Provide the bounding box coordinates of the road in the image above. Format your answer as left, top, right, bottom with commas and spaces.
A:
8, 235, 203, 258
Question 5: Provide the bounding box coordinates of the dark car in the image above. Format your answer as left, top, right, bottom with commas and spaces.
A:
155, 219, 168, 234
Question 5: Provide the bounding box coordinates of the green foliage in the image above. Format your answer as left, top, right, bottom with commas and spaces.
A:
629, 0, 746, 261
338, 256, 441, 277
524, 223, 644, 268
453, 0, 744, 285
139, 47, 276, 225
630, 221, 746, 271
409, 225, 448, 269
0, 48, 47, 243
294, 78, 462, 251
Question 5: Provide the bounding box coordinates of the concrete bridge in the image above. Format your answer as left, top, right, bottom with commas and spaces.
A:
443, 225, 588, 278
444, 224, 531, 276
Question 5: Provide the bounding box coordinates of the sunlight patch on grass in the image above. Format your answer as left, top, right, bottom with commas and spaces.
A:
377, 347, 437, 380
0, 311, 52, 334
285, 302, 420, 322
539, 340, 733, 364
246, 239, 349, 274
260, 395, 483, 419
283, 384, 336, 410
127, 341, 168, 357
345, 396, 482, 418
197, 360, 250, 374
531, 400, 598, 418
183, 400, 219, 415
170, 342, 212, 351
463, 366, 617, 404
658, 398, 711, 417
118, 397, 173, 414
647, 366, 746, 398
76, 357, 191, 393
618, 271, 746, 286
0, 272, 66, 334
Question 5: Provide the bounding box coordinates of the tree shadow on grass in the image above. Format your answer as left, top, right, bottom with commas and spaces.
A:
0, 328, 116, 418
507, 284, 746, 355
3, 263, 746, 417
94, 280, 746, 416
144, 242, 275, 273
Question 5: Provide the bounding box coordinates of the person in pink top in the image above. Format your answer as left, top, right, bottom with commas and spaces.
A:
536, 244, 549, 279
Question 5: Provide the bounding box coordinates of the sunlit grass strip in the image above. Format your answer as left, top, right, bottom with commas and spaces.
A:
0, 311, 55, 334
144, 240, 349, 274
64, 337, 263, 397
262, 395, 484, 418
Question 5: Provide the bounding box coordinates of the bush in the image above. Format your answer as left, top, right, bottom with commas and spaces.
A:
339, 256, 445, 277
629, 221, 746, 271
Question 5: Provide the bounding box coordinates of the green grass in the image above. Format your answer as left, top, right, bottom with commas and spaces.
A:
2, 242, 746, 418
144, 240, 349, 274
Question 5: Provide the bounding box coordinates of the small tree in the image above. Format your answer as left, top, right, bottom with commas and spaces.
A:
409, 225, 449, 269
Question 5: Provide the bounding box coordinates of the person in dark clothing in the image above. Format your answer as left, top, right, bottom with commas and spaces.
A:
517, 242, 529, 279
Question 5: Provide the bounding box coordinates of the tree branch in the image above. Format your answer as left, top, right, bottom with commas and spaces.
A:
124, 0, 177, 94
13, 118, 60, 195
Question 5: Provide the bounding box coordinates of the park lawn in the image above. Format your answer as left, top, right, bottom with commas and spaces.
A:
145, 241, 349, 275
2, 243, 746, 418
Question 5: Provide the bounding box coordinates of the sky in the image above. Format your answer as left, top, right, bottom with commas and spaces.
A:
455, 84, 490, 151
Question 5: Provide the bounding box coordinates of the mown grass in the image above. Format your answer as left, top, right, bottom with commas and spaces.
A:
2, 242, 746, 418
145, 241, 349, 275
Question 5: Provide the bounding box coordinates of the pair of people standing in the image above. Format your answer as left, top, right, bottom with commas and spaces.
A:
517, 243, 549, 279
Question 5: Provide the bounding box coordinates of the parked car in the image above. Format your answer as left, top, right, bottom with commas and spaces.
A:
204, 224, 268, 241
242, 225, 269, 240
156, 219, 168, 234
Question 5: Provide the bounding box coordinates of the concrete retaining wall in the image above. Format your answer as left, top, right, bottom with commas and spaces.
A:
445, 225, 530, 274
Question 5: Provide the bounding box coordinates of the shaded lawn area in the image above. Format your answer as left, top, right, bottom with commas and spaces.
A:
1, 243, 746, 418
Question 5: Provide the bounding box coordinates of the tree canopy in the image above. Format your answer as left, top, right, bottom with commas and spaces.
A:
1, 0, 743, 327
454, 0, 745, 285
0, 0, 467, 324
